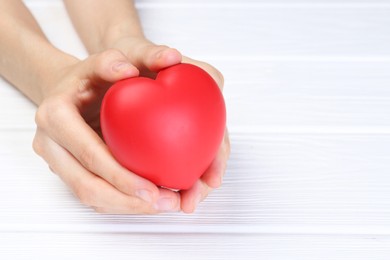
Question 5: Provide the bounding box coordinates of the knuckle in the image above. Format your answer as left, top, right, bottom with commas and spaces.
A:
35, 103, 49, 129
31, 130, 58, 176
94, 48, 126, 74
35, 97, 68, 129
143, 44, 169, 61
32, 133, 44, 156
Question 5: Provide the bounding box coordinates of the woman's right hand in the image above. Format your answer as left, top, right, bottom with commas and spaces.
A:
32, 49, 181, 214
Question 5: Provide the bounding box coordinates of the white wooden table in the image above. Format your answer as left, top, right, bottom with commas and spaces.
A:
1, 0, 390, 259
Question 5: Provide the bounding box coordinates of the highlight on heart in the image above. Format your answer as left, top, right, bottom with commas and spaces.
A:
100, 63, 226, 190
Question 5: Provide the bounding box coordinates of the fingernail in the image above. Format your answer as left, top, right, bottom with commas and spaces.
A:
154, 197, 175, 212
136, 189, 154, 203
112, 62, 133, 72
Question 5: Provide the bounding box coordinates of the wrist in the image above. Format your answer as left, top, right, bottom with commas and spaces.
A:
35, 47, 79, 103
109, 36, 154, 56
99, 23, 146, 53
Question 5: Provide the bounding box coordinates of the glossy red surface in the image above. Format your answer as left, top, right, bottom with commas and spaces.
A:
101, 64, 226, 190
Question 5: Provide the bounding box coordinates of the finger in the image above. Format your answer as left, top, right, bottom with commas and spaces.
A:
143, 45, 182, 72
126, 40, 182, 74
91, 187, 181, 214
180, 179, 212, 214
155, 188, 181, 213
180, 56, 229, 187
201, 149, 225, 189
77, 49, 140, 86
201, 128, 231, 188
180, 128, 231, 213
35, 99, 160, 204
33, 128, 157, 214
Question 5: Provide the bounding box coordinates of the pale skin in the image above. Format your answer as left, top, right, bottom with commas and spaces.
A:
0, 0, 230, 214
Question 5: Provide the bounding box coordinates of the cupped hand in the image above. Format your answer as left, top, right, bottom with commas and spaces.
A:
112, 37, 231, 213
32, 49, 181, 214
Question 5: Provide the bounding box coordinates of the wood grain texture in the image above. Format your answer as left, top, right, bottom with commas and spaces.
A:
3, 61, 390, 131
136, 0, 390, 4
4, 3, 390, 131
138, 6, 390, 58
23, 1, 390, 58
0, 132, 389, 233
1, 0, 390, 259
1, 131, 390, 257
1, 233, 389, 260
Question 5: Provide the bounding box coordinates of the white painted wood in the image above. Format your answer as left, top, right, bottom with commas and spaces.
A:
23, 1, 390, 58
0, 79, 36, 130
138, 6, 390, 58
1, 132, 389, 233
4, 2, 389, 131
24, 0, 390, 4
1, 130, 390, 257
3, 61, 390, 131
1, 233, 389, 260
221, 60, 390, 131
23, 0, 88, 59
1, 1, 390, 259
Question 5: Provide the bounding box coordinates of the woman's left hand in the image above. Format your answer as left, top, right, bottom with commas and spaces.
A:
112, 37, 231, 213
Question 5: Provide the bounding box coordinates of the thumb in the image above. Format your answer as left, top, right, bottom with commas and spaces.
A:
77, 49, 139, 84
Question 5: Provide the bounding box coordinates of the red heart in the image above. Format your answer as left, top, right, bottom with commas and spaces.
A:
100, 63, 226, 190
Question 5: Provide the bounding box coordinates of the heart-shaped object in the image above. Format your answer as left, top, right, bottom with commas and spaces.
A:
100, 63, 226, 190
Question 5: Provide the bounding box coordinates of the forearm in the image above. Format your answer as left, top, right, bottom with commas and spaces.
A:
0, 0, 78, 104
64, 0, 144, 53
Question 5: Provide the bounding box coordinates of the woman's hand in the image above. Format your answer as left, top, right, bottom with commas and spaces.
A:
1, 0, 228, 214
32, 49, 181, 214
64, 0, 230, 213
112, 37, 231, 213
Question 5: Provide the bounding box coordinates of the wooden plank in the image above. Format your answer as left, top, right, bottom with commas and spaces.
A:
0, 131, 389, 234
23, 0, 88, 59
217, 60, 390, 131
0, 79, 36, 130
139, 0, 390, 4
2, 60, 390, 130
138, 6, 390, 58
0, 232, 389, 260
24, 0, 390, 5
23, 1, 390, 58
4, 2, 388, 259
